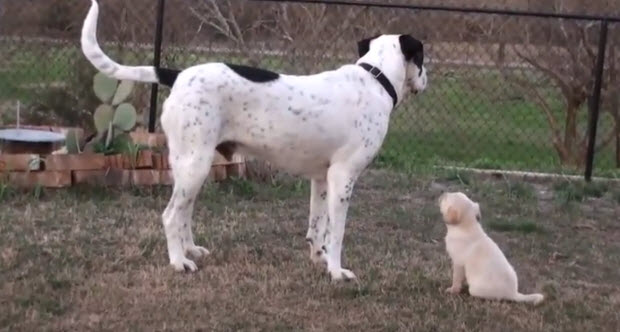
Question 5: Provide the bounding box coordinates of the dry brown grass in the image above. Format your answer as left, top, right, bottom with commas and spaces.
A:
1, 170, 619, 331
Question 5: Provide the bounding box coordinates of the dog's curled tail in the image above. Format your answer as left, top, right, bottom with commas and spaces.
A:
514, 292, 544, 305
81, 0, 179, 86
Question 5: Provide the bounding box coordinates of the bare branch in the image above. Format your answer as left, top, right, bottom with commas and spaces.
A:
189, 5, 239, 45
225, 0, 245, 46
505, 72, 564, 152
579, 22, 597, 61
515, 47, 573, 100
595, 129, 617, 152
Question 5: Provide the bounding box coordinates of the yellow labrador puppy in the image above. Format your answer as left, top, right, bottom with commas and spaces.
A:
438, 192, 544, 305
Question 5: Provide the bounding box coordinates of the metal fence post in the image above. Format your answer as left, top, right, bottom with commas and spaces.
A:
584, 20, 609, 181
148, 0, 166, 133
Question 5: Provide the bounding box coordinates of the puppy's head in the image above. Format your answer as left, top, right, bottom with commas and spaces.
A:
357, 34, 427, 96
438, 192, 481, 226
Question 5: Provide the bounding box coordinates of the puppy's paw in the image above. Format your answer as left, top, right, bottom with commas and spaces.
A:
330, 268, 357, 281
532, 294, 545, 306
445, 286, 462, 294
170, 256, 198, 272
186, 245, 210, 258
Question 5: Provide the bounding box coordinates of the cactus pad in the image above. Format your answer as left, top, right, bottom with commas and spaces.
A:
94, 104, 114, 133
112, 103, 137, 131
111, 80, 135, 106
93, 72, 118, 103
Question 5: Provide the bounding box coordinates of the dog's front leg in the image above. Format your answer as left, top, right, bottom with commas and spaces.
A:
446, 264, 465, 294
322, 164, 359, 281
306, 178, 328, 264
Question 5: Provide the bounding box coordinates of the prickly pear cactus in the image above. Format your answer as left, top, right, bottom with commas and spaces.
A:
91, 72, 138, 150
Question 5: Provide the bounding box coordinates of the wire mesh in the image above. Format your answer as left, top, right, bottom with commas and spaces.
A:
0, 0, 618, 177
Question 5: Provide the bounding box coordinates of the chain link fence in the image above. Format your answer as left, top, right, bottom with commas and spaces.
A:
0, 0, 618, 178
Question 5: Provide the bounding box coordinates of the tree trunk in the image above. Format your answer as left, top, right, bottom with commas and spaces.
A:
498, 42, 505, 66
616, 116, 620, 168
564, 100, 580, 165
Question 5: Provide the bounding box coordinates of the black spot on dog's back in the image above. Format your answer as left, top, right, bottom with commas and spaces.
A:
155, 67, 181, 87
225, 63, 279, 83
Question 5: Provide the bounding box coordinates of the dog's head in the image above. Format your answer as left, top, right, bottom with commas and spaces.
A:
357, 34, 427, 96
437, 192, 481, 226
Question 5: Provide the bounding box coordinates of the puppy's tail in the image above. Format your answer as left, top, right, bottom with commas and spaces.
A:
514, 292, 544, 305
81, 0, 179, 86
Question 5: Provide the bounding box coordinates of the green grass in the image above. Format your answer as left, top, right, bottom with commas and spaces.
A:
486, 219, 545, 234
505, 181, 536, 200
1, 43, 619, 177
1, 170, 619, 331
552, 180, 610, 204
612, 189, 620, 203
378, 68, 619, 177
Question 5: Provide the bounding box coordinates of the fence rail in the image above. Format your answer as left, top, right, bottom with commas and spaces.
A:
0, 0, 619, 180
249, 0, 620, 22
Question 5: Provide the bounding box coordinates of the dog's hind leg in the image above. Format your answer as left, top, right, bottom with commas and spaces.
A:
162, 155, 213, 272
160, 98, 218, 272
306, 178, 328, 264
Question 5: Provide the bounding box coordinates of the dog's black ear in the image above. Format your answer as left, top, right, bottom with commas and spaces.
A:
357, 34, 380, 57
399, 34, 424, 68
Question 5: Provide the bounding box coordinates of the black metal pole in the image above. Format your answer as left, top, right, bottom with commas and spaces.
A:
148, 0, 166, 133
584, 20, 609, 181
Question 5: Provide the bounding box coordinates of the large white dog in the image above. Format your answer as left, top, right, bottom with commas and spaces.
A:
81, 0, 427, 280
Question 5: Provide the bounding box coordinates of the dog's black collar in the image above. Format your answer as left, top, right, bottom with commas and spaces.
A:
358, 62, 398, 107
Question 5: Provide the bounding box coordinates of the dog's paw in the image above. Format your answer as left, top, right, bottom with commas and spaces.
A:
170, 257, 198, 272
309, 244, 327, 265
310, 250, 323, 265
531, 294, 545, 306
330, 268, 357, 281
186, 245, 210, 258
445, 286, 461, 294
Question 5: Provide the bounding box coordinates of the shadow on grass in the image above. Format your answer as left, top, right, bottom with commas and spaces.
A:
486, 219, 546, 235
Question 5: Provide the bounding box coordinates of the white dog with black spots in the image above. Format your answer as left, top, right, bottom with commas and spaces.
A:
81, 0, 427, 280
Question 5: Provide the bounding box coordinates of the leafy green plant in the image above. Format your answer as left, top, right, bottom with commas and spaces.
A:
124, 140, 142, 169
64, 128, 81, 154
87, 72, 137, 153
92, 133, 132, 155
553, 180, 609, 204
0, 182, 12, 202
32, 183, 44, 200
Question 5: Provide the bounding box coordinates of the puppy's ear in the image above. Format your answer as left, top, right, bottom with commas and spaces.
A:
399, 34, 424, 68
445, 206, 460, 224
357, 34, 380, 57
